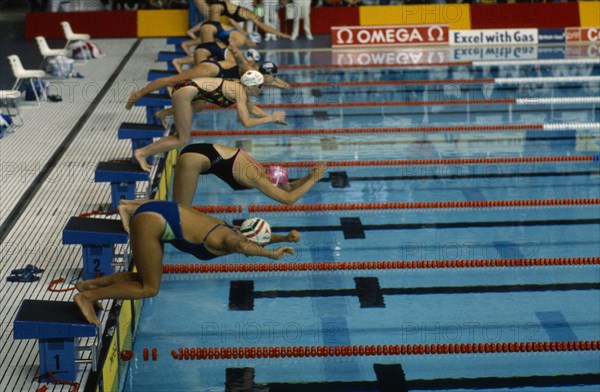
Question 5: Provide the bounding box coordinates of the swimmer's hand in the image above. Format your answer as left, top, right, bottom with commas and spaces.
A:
286, 230, 301, 243
311, 161, 327, 181
271, 111, 288, 126
270, 246, 295, 260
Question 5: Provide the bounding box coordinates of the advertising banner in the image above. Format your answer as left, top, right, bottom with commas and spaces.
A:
332, 47, 450, 66
331, 25, 449, 47
450, 29, 538, 46
538, 29, 565, 44
566, 27, 600, 43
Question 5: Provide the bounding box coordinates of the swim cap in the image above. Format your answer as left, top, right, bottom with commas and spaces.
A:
248, 32, 262, 44
240, 70, 264, 87
259, 61, 278, 76
244, 48, 261, 62
268, 165, 289, 188
240, 218, 271, 245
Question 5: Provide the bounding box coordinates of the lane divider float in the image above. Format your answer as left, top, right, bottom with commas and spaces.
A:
170, 340, 599, 360
162, 257, 600, 275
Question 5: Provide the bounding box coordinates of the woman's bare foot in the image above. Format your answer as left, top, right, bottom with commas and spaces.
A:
134, 149, 151, 173
74, 293, 100, 325
117, 204, 131, 234
93, 300, 103, 311
154, 110, 169, 129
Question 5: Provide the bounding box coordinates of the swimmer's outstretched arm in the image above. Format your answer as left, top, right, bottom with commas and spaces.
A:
283, 162, 327, 192
228, 44, 254, 75
263, 74, 290, 90
224, 234, 295, 260
269, 230, 301, 244
253, 162, 327, 205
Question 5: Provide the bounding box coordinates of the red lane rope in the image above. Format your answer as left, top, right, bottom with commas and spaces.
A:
249, 198, 600, 213
205, 99, 516, 110
191, 124, 542, 137
78, 210, 115, 217
162, 257, 600, 275
44, 371, 79, 392
289, 78, 496, 88
191, 205, 243, 213
171, 340, 599, 360
278, 61, 473, 70
48, 278, 77, 292
262, 156, 596, 168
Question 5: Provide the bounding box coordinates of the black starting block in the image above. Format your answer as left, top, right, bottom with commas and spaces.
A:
13, 300, 97, 382
63, 216, 128, 279
134, 92, 171, 124
94, 161, 149, 210
117, 122, 165, 164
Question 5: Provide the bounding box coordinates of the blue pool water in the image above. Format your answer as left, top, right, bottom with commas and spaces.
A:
123, 47, 600, 391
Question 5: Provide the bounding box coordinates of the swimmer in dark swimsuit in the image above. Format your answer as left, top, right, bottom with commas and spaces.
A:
173, 143, 327, 206
177, 0, 292, 73
190, 0, 291, 44
126, 71, 287, 172
74, 200, 300, 325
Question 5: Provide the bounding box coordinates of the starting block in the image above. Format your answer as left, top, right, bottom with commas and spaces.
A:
166, 37, 186, 50
157, 51, 185, 62
117, 122, 165, 164
134, 92, 171, 124
157, 51, 185, 70
94, 161, 149, 210
14, 300, 97, 382
63, 216, 128, 279
148, 69, 177, 81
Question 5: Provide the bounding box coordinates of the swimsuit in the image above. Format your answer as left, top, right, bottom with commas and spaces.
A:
200, 60, 240, 79
206, 0, 245, 22
195, 40, 228, 61
180, 143, 262, 190
132, 201, 237, 260
172, 78, 236, 107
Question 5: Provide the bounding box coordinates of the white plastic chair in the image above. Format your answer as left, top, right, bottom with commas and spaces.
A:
60, 21, 91, 62
0, 90, 23, 127
35, 36, 69, 68
8, 55, 47, 105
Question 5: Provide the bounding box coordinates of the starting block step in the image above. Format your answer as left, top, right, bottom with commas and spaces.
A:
118, 122, 165, 140
157, 51, 185, 62
95, 161, 149, 210
148, 69, 177, 81
134, 93, 171, 124
118, 122, 165, 164
135, 93, 171, 108
166, 37, 186, 47
14, 300, 97, 382
63, 216, 128, 279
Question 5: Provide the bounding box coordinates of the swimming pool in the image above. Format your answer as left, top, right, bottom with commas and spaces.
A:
123, 47, 600, 391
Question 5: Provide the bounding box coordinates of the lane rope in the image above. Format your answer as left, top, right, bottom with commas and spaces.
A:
170, 340, 599, 360
279, 61, 473, 70
191, 123, 600, 137
162, 257, 600, 275
517, 97, 600, 104
191, 205, 243, 213
474, 58, 600, 66
290, 76, 600, 88
495, 76, 600, 84
192, 124, 544, 137
248, 198, 600, 213
262, 156, 598, 168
